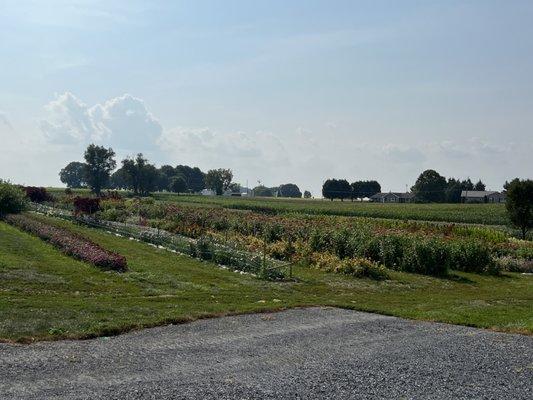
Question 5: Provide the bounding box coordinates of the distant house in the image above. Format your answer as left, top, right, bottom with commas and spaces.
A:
201, 189, 215, 196
461, 191, 506, 203
370, 192, 414, 203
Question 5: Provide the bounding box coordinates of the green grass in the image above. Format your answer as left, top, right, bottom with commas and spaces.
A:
153, 193, 509, 226
1, 215, 531, 342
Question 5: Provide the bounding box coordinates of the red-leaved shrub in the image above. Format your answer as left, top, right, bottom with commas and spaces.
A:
24, 186, 53, 203
5, 214, 127, 271
73, 197, 100, 216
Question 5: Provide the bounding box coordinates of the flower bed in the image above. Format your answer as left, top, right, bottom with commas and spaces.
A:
4, 214, 127, 271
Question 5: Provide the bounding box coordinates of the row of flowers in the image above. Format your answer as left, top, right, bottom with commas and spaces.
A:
5, 214, 127, 272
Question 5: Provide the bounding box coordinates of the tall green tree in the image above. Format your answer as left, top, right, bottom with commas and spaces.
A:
505, 179, 533, 239
83, 144, 116, 195
175, 165, 205, 193
253, 185, 273, 197
278, 183, 302, 198
168, 175, 187, 194
411, 169, 447, 203
121, 154, 159, 196
59, 161, 86, 188
474, 180, 486, 191
350, 180, 381, 199
205, 168, 233, 195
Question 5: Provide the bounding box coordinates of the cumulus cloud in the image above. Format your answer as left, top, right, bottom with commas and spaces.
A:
158, 127, 290, 170
40, 92, 163, 151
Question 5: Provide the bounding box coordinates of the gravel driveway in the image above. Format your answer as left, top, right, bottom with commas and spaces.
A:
1, 307, 531, 399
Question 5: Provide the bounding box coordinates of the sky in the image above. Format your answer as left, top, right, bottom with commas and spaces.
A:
1, 0, 532, 196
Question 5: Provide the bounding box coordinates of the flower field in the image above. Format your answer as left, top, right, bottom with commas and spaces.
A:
91, 198, 532, 278
4, 213, 127, 271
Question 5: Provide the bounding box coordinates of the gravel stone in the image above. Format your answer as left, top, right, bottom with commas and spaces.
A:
0, 307, 531, 399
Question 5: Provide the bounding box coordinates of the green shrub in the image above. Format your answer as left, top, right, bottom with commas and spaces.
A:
378, 235, 405, 269
495, 256, 533, 273
449, 240, 496, 274
401, 239, 449, 276
334, 257, 389, 280
0, 181, 27, 215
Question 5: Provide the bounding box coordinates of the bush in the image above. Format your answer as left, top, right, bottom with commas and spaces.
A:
0, 181, 27, 215
495, 256, 533, 273
73, 197, 100, 216
401, 239, 449, 276
449, 240, 497, 274
312, 252, 388, 280
5, 214, 127, 271
24, 186, 53, 203
334, 257, 389, 280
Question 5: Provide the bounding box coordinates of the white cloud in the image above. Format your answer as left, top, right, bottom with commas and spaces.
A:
39, 92, 163, 152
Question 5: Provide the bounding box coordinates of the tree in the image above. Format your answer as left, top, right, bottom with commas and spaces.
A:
109, 168, 128, 190
411, 169, 447, 202
253, 185, 273, 197
350, 180, 381, 199
505, 179, 533, 239
83, 144, 116, 195
445, 178, 463, 203
322, 179, 336, 200
168, 175, 187, 194
59, 161, 86, 188
0, 180, 26, 215
175, 165, 205, 193
474, 180, 486, 191
304, 190, 312, 199
322, 179, 351, 201
278, 183, 302, 198
121, 154, 159, 196
503, 178, 520, 192
205, 169, 233, 195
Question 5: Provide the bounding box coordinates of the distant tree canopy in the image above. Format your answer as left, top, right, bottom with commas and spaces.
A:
168, 175, 187, 194
59, 162, 86, 188
322, 179, 351, 201
505, 179, 533, 239
175, 165, 205, 193
411, 169, 447, 203
109, 168, 129, 190
205, 168, 233, 195
121, 153, 159, 196
278, 183, 302, 198
303, 190, 312, 199
474, 180, 486, 191
83, 144, 116, 195
350, 180, 381, 199
253, 185, 274, 197
444, 177, 486, 203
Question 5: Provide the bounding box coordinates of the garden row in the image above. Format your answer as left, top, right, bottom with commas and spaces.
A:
93, 199, 533, 277
4, 213, 127, 271
30, 203, 288, 280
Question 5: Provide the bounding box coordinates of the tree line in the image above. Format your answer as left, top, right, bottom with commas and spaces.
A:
322, 179, 381, 201
60, 144, 308, 198
322, 170, 491, 203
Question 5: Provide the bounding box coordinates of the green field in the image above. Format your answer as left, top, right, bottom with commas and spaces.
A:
1, 215, 531, 342
153, 193, 509, 226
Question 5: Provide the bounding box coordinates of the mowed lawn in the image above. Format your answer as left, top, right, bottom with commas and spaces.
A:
0, 216, 532, 342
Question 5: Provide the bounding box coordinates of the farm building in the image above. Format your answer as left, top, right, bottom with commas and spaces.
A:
461, 191, 506, 203
370, 192, 414, 203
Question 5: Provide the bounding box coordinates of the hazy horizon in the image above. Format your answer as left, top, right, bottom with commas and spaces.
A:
1, 0, 532, 196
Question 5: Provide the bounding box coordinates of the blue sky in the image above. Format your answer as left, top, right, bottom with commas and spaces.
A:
1, 0, 532, 195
